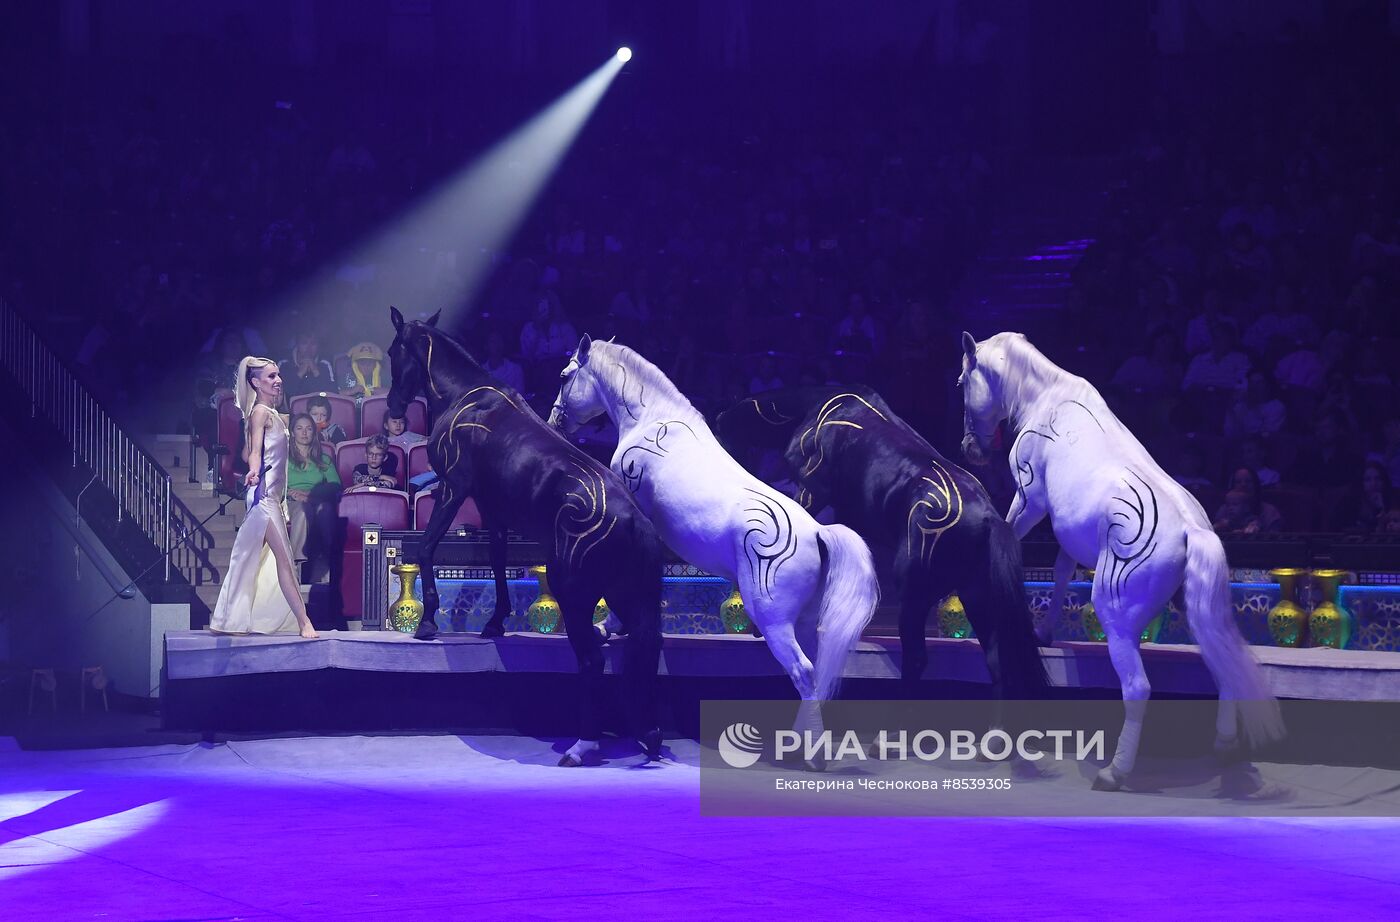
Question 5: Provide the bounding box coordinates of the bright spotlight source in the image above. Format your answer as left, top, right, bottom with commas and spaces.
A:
616, 47, 632, 63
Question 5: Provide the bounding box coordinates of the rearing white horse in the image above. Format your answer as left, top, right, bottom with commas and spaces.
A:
549, 337, 880, 761
959, 331, 1283, 791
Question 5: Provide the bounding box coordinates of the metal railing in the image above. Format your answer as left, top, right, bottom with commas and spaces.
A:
0, 299, 213, 586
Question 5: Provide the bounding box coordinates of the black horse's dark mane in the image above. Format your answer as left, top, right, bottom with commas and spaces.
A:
399, 320, 495, 393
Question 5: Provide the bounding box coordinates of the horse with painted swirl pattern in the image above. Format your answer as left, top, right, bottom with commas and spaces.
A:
548, 337, 881, 767
386, 308, 664, 766
715, 385, 1048, 699
959, 331, 1283, 790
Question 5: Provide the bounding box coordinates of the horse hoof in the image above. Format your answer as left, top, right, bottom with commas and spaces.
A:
1092, 765, 1126, 792
558, 749, 601, 767
640, 729, 663, 760
480, 621, 505, 639
1213, 736, 1244, 765
414, 621, 439, 641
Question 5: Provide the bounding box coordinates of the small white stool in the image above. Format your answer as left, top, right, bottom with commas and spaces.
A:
81, 666, 109, 713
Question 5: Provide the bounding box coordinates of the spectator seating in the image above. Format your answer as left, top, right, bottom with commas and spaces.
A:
1262, 484, 1316, 533
413, 490, 482, 531
337, 487, 411, 621
362, 395, 430, 438
407, 443, 433, 482
290, 392, 358, 439
335, 438, 407, 490
213, 394, 246, 494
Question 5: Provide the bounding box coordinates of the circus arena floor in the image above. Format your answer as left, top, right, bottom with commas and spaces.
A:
3, 729, 1399, 921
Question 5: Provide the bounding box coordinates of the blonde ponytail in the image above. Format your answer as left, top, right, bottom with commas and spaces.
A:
234, 356, 277, 419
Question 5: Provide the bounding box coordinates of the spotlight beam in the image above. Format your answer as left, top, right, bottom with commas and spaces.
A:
277, 52, 627, 334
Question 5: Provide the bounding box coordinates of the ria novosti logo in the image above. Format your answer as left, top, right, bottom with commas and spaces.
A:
715, 724, 1105, 767
718, 723, 765, 768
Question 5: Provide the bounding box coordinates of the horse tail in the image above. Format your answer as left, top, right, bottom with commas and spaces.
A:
969, 520, 1050, 697
812, 524, 880, 701
1182, 525, 1285, 747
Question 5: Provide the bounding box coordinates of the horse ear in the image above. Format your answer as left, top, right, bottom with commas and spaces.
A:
390, 306, 405, 333
577, 333, 592, 365
426, 309, 441, 328
961, 331, 978, 368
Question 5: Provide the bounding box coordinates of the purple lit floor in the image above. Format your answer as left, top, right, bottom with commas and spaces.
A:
3, 734, 1399, 920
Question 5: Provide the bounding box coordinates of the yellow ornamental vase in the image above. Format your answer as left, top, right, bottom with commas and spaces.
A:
594, 598, 611, 626
389, 563, 425, 634
720, 585, 752, 634
938, 594, 973, 639
1267, 567, 1308, 648
527, 566, 564, 634
1308, 569, 1353, 650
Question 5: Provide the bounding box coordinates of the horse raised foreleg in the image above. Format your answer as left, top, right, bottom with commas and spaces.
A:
480, 523, 511, 638
413, 485, 467, 641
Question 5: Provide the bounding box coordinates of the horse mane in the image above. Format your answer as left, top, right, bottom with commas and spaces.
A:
589, 340, 705, 426
983, 332, 1098, 431
406, 321, 495, 394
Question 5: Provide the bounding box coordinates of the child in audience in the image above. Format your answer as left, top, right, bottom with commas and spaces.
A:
306, 394, 349, 445
352, 434, 399, 488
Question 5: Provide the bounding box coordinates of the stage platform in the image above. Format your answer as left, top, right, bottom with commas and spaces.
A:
164, 630, 1400, 702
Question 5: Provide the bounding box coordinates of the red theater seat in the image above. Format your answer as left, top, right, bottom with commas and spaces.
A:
214, 394, 246, 495
290, 392, 359, 439
407, 443, 433, 481
362, 396, 429, 439
414, 490, 482, 531
335, 438, 407, 490
337, 488, 411, 621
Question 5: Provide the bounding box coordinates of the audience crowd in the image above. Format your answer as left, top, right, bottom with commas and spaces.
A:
3, 31, 1397, 539
1067, 39, 1400, 535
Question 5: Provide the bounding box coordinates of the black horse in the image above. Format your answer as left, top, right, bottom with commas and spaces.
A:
387, 307, 665, 763
716, 385, 1048, 698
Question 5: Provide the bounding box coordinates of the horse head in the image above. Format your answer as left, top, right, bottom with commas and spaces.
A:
387, 305, 440, 416
548, 334, 606, 433
959, 331, 1007, 466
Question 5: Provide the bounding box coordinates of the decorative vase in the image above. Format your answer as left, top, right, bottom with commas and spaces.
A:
1140, 610, 1167, 644
526, 566, 564, 634
1080, 602, 1105, 642
1267, 567, 1309, 648
720, 585, 751, 634
389, 563, 425, 634
938, 594, 973, 639
1308, 569, 1353, 650
594, 598, 611, 626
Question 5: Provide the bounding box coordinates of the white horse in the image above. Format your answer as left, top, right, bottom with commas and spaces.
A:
958, 331, 1283, 791
548, 337, 880, 764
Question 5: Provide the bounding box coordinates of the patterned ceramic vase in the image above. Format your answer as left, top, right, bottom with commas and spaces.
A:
526, 565, 564, 634
1308, 569, 1353, 650
1267, 567, 1308, 647
938, 594, 973, 639
594, 598, 611, 626
1140, 610, 1166, 644
389, 563, 425, 634
720, 585, 751, 634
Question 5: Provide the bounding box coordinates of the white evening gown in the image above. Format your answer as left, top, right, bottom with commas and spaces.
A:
209, 412, 300, 634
